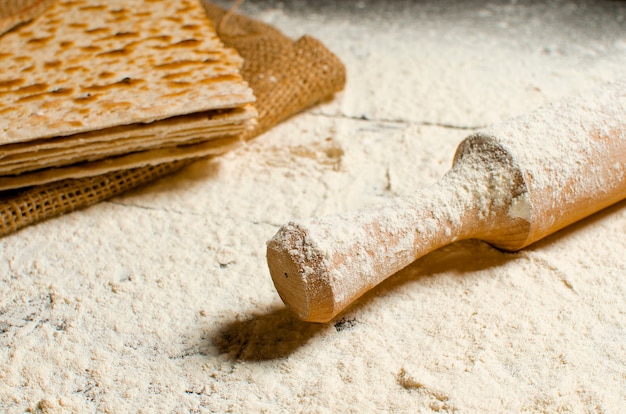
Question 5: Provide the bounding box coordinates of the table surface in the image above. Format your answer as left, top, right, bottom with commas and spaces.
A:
2, 1, 625, 412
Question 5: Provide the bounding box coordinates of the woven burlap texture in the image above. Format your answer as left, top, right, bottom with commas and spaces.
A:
0, 2, 346, 237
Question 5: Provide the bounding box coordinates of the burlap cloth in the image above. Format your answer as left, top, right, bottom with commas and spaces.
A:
0, 2, 346, 237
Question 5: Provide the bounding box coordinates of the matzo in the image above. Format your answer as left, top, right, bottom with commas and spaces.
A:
0, 105, 254, 175
0, 0, 255, 145
0, 135, 242, 191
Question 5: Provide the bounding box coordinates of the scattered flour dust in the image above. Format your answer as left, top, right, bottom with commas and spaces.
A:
1, 1, 626, 413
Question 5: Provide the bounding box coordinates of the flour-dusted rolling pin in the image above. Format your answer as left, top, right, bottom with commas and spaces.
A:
267, 80, 626, 323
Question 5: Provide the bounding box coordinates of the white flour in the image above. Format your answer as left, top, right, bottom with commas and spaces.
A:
1, 1, 626, 412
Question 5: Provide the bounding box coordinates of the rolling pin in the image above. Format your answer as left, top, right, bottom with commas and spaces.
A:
266, 80, 626, 323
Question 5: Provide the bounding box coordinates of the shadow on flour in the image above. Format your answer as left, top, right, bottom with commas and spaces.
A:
212, 200, 626, 361
214, 307, 327, 361
213, 241, 516, 361
213, 241, 515, 362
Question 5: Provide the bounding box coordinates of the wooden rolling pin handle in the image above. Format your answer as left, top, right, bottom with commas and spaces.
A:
267, 141, 529, 322
268, 80, 626, 323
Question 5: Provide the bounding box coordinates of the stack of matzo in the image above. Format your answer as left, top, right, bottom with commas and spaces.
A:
0, 0, 256, 192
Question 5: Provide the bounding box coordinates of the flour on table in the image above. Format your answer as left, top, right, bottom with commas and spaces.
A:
1, 1, 626, 413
